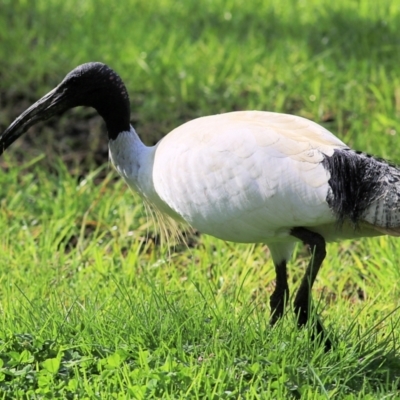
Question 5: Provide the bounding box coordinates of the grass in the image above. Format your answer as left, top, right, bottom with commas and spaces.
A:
1, 159, 400, 398
1, 0, 400, 397
2, 0, 400, 155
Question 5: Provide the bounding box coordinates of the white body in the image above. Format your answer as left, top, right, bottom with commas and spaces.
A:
109, 111, 382, 263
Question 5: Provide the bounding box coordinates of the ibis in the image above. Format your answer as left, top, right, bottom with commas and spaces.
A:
2, 62, 399, 348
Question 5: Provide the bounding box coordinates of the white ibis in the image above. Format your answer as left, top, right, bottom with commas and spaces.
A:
2, 62, 398, 348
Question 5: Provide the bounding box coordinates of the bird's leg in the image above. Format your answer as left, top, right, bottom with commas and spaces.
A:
270, 260, 289, 325
290, 227, 327, 340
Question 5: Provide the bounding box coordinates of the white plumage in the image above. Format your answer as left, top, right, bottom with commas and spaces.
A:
109, 111, 378, 248
2, 62, 398, 349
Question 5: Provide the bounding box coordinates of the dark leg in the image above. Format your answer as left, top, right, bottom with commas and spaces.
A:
270, 260, 289, 325
290, 227, 330, 349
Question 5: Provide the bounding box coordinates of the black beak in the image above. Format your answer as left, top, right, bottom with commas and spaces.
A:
0, 85, 71, 155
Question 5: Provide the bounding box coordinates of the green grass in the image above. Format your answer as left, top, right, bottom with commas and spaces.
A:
1, 0, 400, 398
1, 159, 400, 398
2, 0, 400, 153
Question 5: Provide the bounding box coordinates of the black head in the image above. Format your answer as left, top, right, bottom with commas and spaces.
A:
0, 62, 131, 154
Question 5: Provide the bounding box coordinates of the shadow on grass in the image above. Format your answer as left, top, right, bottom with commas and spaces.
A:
1, 3, 399, 169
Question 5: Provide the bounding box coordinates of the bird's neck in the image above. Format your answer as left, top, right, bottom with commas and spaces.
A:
109, 126, 156, 197
109, 126, 185, 223
90, 88, 131, 140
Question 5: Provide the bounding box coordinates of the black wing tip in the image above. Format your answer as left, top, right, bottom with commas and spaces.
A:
322, 148, 398, 226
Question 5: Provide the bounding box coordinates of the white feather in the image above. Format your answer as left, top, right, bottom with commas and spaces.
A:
109, 110, 382, 262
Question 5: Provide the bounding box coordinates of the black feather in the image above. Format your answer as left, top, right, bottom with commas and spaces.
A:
322, 148, 400, 228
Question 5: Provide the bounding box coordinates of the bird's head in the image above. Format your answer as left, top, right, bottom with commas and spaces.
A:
0, 62, 131, 154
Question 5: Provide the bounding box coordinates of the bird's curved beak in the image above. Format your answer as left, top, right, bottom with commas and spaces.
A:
0, 85, 70, 155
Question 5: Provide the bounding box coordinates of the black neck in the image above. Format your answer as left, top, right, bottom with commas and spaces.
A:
85, 65, 131, 140
92, 85, 131, 140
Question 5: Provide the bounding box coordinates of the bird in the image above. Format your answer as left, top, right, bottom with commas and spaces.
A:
2, 62, 399, 348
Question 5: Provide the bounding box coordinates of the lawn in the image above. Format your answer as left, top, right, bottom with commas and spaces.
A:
1, 0, 400, 398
